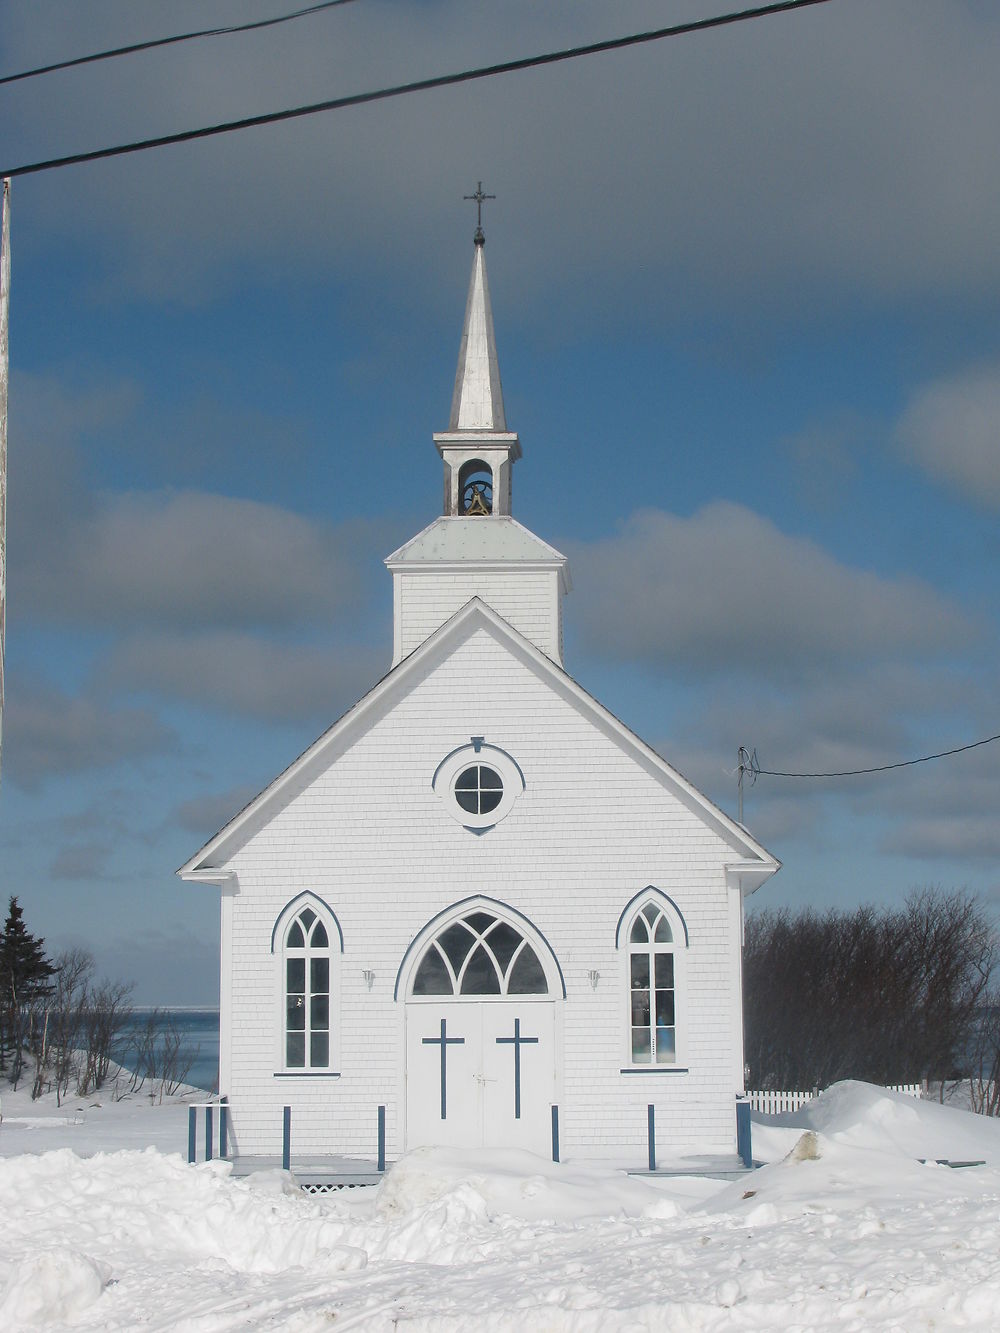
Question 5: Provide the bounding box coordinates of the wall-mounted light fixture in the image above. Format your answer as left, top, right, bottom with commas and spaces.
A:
587, 969, 600, 990
362, 969, 376, 991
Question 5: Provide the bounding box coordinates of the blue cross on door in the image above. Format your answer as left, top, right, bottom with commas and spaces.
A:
495, 1016, 539, 1119
422, 1018, 465, 1119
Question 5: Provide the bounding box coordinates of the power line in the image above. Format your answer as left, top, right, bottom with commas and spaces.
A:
746, 731, 1000, 781
0, 0, 835, 179
0, 1, 360, 89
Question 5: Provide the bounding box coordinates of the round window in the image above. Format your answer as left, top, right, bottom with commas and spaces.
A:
454, 764, 503, 815
433, 743, 525, 830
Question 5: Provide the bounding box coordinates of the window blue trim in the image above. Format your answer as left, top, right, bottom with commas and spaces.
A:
393, 894, 567, 1000
614, 887, 689, 949
273, 1071, 342, 1078
270, 891, 345, 953
619, 1066, 690, 1074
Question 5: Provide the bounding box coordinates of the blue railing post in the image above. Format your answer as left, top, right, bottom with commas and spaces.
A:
736, 1098, 752, 1168
219, 1098, 228, 1159
188, 1106, 197, 1164
377, 1104, 386, 1173
647, 1104, 656, 1172
551, 1105, 560, 1163
205, 1105, 214, 1162
282, 1105, 291, 1172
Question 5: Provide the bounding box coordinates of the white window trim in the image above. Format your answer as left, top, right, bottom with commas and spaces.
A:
432, 742, 525, 831
275, 897, 341, 1074
409, 911, 551, 1000
620, 897, 687, 1071
396, 895, 566, 1001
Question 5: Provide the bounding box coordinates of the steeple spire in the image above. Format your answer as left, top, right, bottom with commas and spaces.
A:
448, 228, 506, 432
434, 189, 521, 519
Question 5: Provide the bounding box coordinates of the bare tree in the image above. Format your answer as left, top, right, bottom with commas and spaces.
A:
158, 1015, 196, 1097
116, 1008, 196, 1101
77, 979, 133, 1096
29, 1001, 51, 1100
47, 949, 94, 1106
744, 891, 996, 1092
123, 1009, 160, 1094
967, 992, 1000, 1116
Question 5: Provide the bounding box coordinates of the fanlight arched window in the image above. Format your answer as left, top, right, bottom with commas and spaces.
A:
628, 902, 676, 1064
283, 905, 332, 1068
458, 459, 493, 515
411, 911, 548, 997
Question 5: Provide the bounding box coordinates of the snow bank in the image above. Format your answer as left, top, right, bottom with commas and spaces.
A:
753, 1078, 1000, 1165
375, 1146, 680, 1224
2, 1083, 1000, 1328
0, 1247, 110, 1327
0, 1148, 367, 1298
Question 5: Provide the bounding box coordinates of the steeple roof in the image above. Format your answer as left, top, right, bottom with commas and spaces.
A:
448, 238, 507, 432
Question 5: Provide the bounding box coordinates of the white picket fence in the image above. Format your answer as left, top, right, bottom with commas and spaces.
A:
748, 1083, 923, 1116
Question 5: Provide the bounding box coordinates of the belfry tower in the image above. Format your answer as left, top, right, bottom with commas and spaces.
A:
385, 202, 570, 667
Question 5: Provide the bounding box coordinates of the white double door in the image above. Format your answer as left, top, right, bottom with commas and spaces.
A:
406, 1000, 554, 1156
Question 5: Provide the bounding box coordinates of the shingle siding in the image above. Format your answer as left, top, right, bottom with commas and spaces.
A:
214, 625, 746, 1165
395, 569, 562, 662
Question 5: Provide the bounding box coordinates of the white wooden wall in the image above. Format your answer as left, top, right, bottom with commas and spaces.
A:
216, 623, 748, 1165
393, 568, 562, 664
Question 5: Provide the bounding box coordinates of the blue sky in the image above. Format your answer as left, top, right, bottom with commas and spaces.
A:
1, 0, 998, 1003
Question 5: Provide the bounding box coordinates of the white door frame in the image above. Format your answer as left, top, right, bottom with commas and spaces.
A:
395, 896, 565, 1152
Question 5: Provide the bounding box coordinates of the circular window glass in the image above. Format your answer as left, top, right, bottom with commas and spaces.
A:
433, 744, 524, 829
454, 764, 503, 815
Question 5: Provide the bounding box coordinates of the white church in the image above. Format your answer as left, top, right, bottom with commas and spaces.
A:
179, 213, 779, 1170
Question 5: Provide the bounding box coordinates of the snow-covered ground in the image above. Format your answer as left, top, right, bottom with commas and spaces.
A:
0, 1072, 198, 1159
3, 1080, 1000, 1330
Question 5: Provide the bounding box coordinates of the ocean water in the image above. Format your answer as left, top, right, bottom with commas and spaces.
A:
114, 1009, 220, 1094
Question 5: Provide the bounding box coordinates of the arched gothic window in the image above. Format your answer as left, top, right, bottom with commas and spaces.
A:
627, 902, 677, 1064
411, 910, 549, 997
283, 905, 332, 1068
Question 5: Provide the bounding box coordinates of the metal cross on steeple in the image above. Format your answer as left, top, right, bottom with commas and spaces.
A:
464, 181, 495, 245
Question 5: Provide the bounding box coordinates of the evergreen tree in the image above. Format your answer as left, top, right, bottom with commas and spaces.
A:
0, 896, 56, 1080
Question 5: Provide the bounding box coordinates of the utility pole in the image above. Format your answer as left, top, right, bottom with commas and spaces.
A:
737, 746, 755, 825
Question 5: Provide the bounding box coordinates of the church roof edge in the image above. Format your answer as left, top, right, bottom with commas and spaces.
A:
385, 515, 569, 583
177, 597, 776, 882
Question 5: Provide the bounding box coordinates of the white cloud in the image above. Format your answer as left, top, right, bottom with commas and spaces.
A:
882, 812, 1000, 863
6, 2, 1000, 315
170, 785, 261, 839
647, 654, 1000, 874
568, 502, 972, 679
50, 842, 113, 881
106, 630, 385, 721
896, 363, 1000, 510
3, 680, 174, 789
24, 489, 375, 628
872, 725, 1000, 862
9, 369, 389, 630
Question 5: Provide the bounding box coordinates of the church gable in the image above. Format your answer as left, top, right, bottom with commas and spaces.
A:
182, 599, 773, 881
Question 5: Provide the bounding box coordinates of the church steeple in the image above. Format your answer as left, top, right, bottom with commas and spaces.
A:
449, 234, 506, 432
434, 193, 521, 518
385, 204, 569, 668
